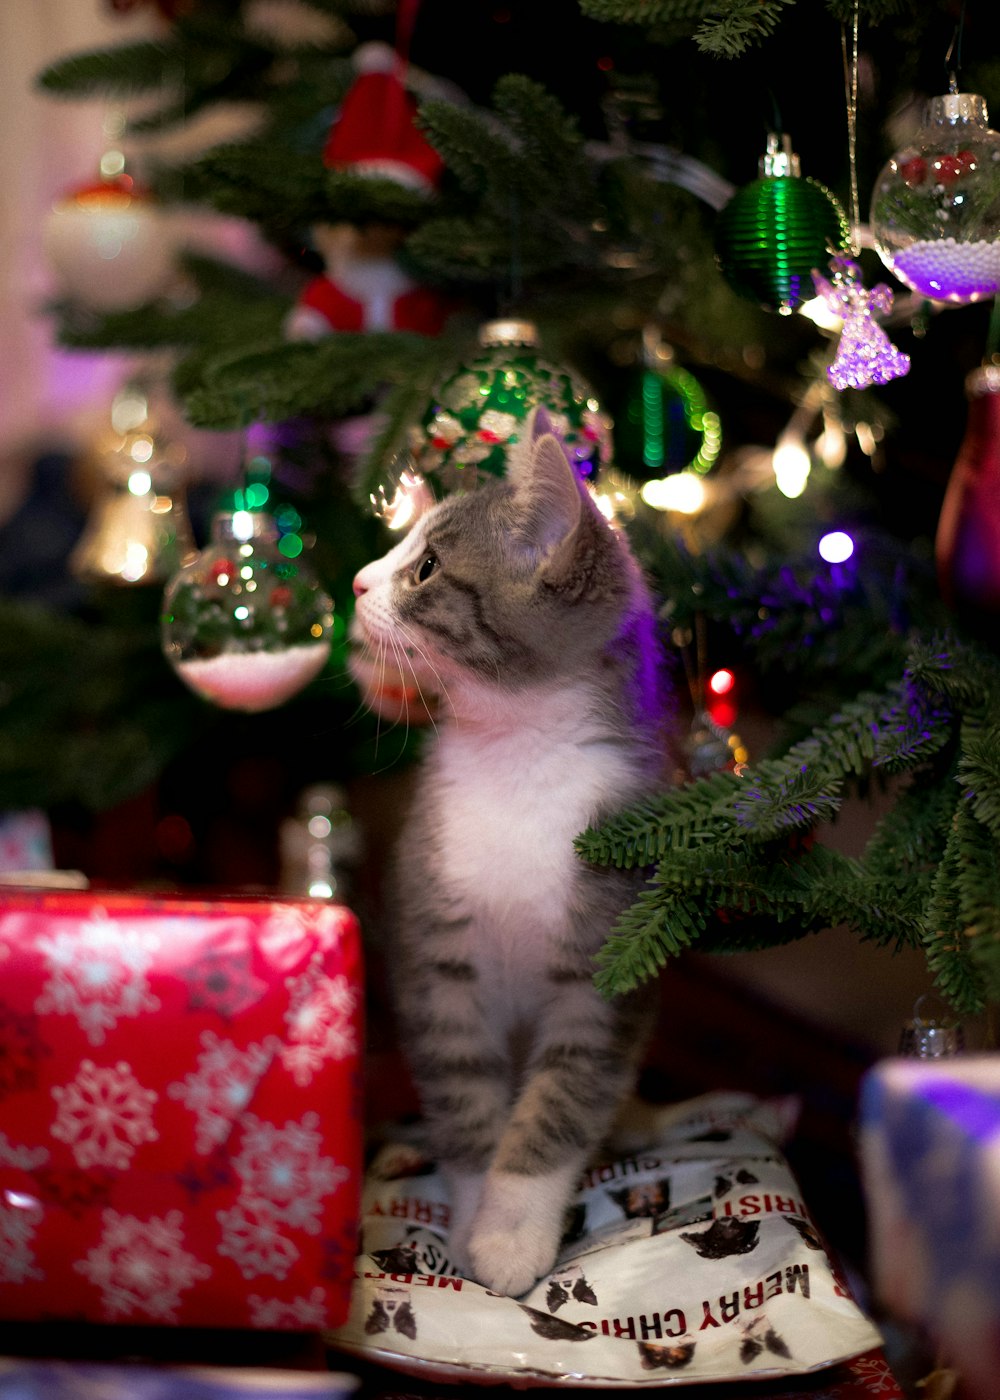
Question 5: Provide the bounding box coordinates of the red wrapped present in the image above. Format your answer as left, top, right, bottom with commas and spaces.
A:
0, 888, 363, 1331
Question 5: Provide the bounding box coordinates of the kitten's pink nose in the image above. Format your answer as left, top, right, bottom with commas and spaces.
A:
352, 570, 369, 598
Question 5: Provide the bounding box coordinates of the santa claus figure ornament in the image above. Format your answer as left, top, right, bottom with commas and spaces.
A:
285, 43, 451, 342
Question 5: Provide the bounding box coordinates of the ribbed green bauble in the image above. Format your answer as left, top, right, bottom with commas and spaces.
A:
715, 133, 850, 314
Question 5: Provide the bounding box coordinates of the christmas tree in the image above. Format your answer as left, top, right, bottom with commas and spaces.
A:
15, 0, 1000, 1017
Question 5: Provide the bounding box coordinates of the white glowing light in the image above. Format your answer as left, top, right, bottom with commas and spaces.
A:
772, 438, 811, 499
798, 295, 844, 332
127, 469, 152, 496
818, 530, 855, 563
129, 434, 154, 463
234, 605, 250, 620
593, 490, 617, 522
111, 390, 148, 434
640, 472, 707, 514
232, 510, 254, 541
121, 542, 149, 582
816, 425, 847, 469
100, 149, 127, 179
308, 879, 335, 898
709, 668, 735, 696
372, 470, 435, 532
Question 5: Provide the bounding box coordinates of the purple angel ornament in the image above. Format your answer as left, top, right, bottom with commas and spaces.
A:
812, 256, 910, 391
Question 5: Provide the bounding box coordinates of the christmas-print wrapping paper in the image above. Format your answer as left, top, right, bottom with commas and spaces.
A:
859, 1055, 1000, 1400
327, 1092, 890, 1389
0, 889, 363, 1330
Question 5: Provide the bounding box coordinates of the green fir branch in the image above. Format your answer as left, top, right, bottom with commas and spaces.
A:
178, 142, 332, 236
871, 684, 954, 773
578, 0, 710, 23
957, 804, 1000, 1009
589, 656, 969, 997
922, 805, 990, 1015
576, 768, 741, 868
0, 597, 211, 813
826, 870, 929, 954
36, 40, 180, 97
491, 74, 588, 192
183, 331, 453, 429
958, 719, 1000, 842
694, 0, 796, 56
905, 635, 1000, 716
863, 766, 958, 880
594, 885, 708, 996
746, 684, 905, 800
732, 767, 843, 837
416, 97, 511, 198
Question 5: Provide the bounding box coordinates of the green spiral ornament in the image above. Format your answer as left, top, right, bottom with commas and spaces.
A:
715, 133, 850, 315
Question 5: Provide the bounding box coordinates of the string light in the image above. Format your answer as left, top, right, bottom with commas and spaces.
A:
772, 437, 811, 498
640, 472, 708, 514
819, 530, 856, 563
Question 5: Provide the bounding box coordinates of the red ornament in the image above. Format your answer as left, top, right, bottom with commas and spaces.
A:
933, 154, 963, 185
935, 365, 1000, 613
322, 42, 444, 195
270, 585, 293, 609
210, 557, 234, 582
956, 148, 979, 173
290, 272, 450, 338
900, 156, 927, 187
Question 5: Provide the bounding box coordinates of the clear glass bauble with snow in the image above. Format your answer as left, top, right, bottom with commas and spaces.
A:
870, 92, 1000, 305
161, 510, 335, 712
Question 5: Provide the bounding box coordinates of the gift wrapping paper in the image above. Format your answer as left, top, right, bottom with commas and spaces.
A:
859, 1054, 1000, 1400
327, 1092, 895, 1390
0, 889, 363, 1331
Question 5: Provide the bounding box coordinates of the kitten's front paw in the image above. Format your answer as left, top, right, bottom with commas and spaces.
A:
465, 1170, 572, 1297
467, 1217, 559, 1298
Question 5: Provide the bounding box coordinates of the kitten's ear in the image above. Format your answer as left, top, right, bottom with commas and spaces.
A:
509, 429, 583, 559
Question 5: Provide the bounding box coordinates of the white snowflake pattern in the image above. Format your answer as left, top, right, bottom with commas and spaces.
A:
247, 1285, 328, 1329
0, 1198, 44, 1284
262, 903, 349, 955
0, 1130, 49, 1171
34, 910, 160, 1046
231, 1111, 350, 1234
849, 1354, 903, 1393
75, 1209, 211, 1321
168, 1031, 278, 1154
216, 1200, 300, 1280
51, 1059, 158, 1169
281, 970, 358, 1086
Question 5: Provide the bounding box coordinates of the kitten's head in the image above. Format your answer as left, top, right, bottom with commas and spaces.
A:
352, 410, 658, 713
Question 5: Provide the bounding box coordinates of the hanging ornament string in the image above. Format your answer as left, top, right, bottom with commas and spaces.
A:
944, 0, 967, 94
813, 0, 910, 391
840, 3, 861, 259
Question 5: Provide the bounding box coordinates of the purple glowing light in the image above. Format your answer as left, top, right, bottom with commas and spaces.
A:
818, 531, 855, 564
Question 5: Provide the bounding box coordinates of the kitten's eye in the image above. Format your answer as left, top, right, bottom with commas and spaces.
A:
414, 553, 439, 584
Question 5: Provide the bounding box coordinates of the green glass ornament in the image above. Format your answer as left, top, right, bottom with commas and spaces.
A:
407, 319, 612, 496
615, 337, 722, 481
715, 133, 850, 314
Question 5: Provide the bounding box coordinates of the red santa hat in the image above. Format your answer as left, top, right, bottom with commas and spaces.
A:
323, 41, 444, 195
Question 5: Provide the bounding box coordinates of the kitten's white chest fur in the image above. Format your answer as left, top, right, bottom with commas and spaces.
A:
427, 681, 640, 943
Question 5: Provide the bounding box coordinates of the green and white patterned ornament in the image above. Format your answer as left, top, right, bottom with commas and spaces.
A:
408, 319, 612, 496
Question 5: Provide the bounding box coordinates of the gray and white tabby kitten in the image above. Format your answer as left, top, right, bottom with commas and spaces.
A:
352, 409, 669, 1296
